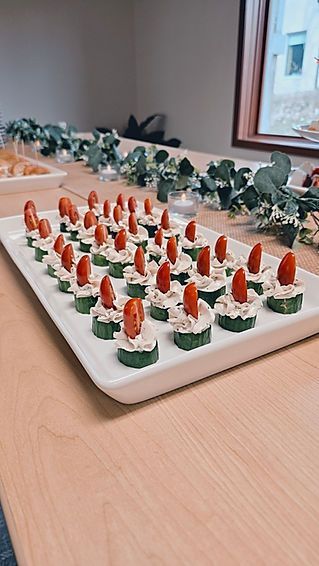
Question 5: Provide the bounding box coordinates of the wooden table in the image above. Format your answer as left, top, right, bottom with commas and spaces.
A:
0, 144, 319, 566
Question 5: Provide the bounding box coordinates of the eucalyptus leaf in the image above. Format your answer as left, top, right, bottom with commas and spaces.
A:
271, 151, 291, 177
179, 157, 194, 177
234, 167, 252, 192
241, 185, 259, 211
155, 149, 169, 164
157, 178, 175, 203
254, 165, 287, 194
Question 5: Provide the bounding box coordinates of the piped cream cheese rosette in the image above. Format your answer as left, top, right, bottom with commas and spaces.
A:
86, 190, 102, 217
90, 224, 113, 267
66, 204, 83, 242
115, 298, 159, 368
215, 268, 262, 332
187, 246, 226, 307
180, 220, 208, 261
33, 219, 56, 262
168, 283, 214, 350
262, 252, 304, 314
91, 275, 127, 339
54, 243, 77, 293
57, 196, 72, 232
42, 233, 65, 277
161, 235, 192, 285
240, 243, 273, 295
124, 246, 157, 299
138, 197, 160, 237
146, 260, 183, 321
105, 229, 136, 279
160, 208, 181, 241
127, 212, 148, 251
77, 210, 98, 252
68, 255, 100, 314
212, 235, 237, 276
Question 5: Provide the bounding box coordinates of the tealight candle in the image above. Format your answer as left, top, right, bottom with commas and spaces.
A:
56, 148, 74, 164
98, 163, 119, 182
168, 190, 200, 219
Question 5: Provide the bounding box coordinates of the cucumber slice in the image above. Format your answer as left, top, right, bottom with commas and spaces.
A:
79, 241, 91, 252
92, 317, 120, 339
139, 223, 157, 237
109, 261, 132, 279
117, 342, 159, 368
218, 314, 256, 332
150, 304, 169, 321
70, 230, 79, 241
47, 264, 57, 278
74, 295, 98, 314
126, 282, 147, 299
171, 272, 189, 285
26, 236, 35, 248
198, 285, 226, 307
35, 247, 48, 262
60, 222, 67, 233
130, 240, 148, 251
247, 281, 264, 295
58, 278, 71, 293
267, 294, 303, 314
174, 327, 211, 350
182, 246, 203, 261
92, 253, 108, 267
226, 267, 234, 277
149, 253, 162, 264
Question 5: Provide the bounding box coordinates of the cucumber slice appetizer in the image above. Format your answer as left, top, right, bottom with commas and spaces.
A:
92, 317, 120, 339
267, 294, 303, 314
174, 327, 211, 350
139, 223, 157, 238
47, 264, 57, 278
69, 230, 79, 241
225, 267, 234, 277
35, 247, 48, 262
148, 253, 162, 264
218, 314, 256, 332
171, 272, 189, 285
117, 342, 159, 368
109, 261, 133, 279
58, 278, 71, 293
247, 281, 264, 296
92, 253, 108, 267
60, 222, 68, 233
126, 282, 148, 299
198, 285, 226, 307
79, 241, 92, 253
26, 236, 35, 248
74, 295, 98, 314
182, 246, 203, 261
150, 304, 169, 321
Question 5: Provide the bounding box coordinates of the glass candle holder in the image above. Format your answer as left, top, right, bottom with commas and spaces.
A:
56, 148, 74, 164
98, 164, 119, 182
168, 190, 200, 219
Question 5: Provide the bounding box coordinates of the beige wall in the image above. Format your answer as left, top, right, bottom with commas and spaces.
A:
0, 0, 136, 131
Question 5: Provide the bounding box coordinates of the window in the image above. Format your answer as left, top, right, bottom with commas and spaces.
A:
233, 0, 319, 156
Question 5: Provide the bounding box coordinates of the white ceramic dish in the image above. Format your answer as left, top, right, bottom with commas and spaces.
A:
292, 124, 319, 143
0, 154, 67, 194
0, 205, 318, 404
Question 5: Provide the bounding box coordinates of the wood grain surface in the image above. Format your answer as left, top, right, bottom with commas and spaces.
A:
0, 148, 319, 566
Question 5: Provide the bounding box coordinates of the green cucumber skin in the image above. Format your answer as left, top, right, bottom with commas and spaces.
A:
79, 241, 91, 253
70, 230, 79, 241
75, 295, 98, 314
198, 286, 226, 307
47, 264, 57, 278
139, 223, 157, 238
58, 278, 71, 293
171, 272, 189, 285
247, 281, 264, 295
129, 239, 148, 252
109, 261, 132, 279
267, 294, 303, 314
182, 247, 203, 261
226, 267, 234, 277
92, 254, 108, 267
174, 327, 211, 351
92, 317, 120, 339
26, 236, 35, 247
117, 342, 159, 368
218, 314, 257, 332
60, 222, 67, 233
149, 253, 162, 264
126, 282, 147, 299
150, 304, 169, 321
35, 247, 48, 262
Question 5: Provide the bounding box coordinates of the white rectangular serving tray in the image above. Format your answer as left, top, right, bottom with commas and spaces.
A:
0, 154, 67, 194
0, 205, 318, 404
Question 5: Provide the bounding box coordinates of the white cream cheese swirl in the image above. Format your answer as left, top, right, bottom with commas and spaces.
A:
180, 233, 208, 250
168, 299, 214, 334
54, 264, 77, 282
139, 212, 160, 227
123, 260, 157, 286
66, 217, 83, 234
42, 249, 61, 268
262, 276, 305, 299
212, 251, 237, 272
105, 242, 136, 265
98, 214, 113, 228
244, 263, 274, 284
110, 220, 127, 235
146, 241, 166, 259
90, 295, 127, 323
25, 228, 39, 240
77, 225, 96, 245
33, 234, 56, 252
145, 280, 183, 309
186, 270, 226, 292
162, 224, 181, 239
68, 274, 101, 298
127, 226, 149, 246
161, 252, 192, 276
115, 320, 157, 352
214, 289, 262, 320
57, 213, 69, 225
90, 237, 113, 257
